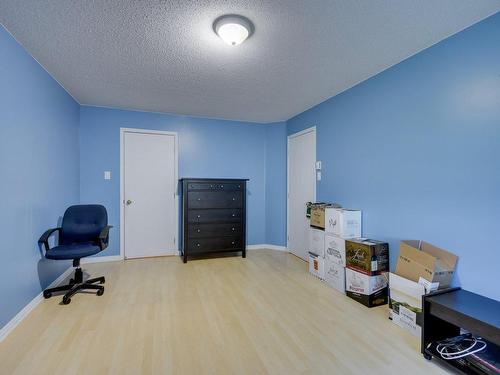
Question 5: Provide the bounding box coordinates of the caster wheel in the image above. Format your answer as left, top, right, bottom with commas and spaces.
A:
423, 353, 432, 361
43, 291, 52, 299
100, 277, 105, 284
62, 296, 71, 305
96, 289, 104, 296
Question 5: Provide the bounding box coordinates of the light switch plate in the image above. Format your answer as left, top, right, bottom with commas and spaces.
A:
316, 161, 322, 170
104, 171, 111, 180
316, 171, 322, 181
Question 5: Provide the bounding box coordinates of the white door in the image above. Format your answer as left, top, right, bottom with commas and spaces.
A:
287, 128, 316, 261
122, 130, 177, 258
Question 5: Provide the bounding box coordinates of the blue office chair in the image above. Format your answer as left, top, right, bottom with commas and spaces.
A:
38, 204, 112, 305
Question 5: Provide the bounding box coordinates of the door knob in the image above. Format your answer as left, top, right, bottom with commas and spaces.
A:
126, 199, 133, 205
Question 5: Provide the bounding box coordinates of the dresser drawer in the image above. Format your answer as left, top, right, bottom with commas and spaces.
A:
187, 237, 243, 253
188, 182, 244, 191
187, 209, 243, 223
187, 182, 217, 190
188, 191, 243, 209
188, 223, 242, 238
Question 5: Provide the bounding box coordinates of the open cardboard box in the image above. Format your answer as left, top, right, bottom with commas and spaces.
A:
396, 240, 458, 288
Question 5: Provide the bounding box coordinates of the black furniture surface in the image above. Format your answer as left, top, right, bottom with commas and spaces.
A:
180, 178, 248, 263
38, 204, 112, 305
422, 287, 500, 374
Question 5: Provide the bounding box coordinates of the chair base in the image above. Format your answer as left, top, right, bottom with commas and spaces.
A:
43, 267, 105, 305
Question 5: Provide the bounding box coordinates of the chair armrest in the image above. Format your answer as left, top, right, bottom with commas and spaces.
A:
38, 228, 61, 252
98, 225, 113, 250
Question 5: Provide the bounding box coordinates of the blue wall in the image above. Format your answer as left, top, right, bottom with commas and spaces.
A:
265, 122, 287, 246
287, 13, 500, 301
79, 106, 287, 254
0, 26, 80, 328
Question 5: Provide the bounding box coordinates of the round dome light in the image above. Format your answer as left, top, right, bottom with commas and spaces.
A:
213, 15, 254, 46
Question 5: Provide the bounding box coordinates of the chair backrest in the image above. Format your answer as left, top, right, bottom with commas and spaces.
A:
60, 205, 108, 245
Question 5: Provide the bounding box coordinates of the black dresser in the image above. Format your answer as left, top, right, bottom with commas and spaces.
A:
180, 178, 248, 263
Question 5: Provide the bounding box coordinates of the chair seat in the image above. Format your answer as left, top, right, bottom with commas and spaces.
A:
45, 242, 101, 260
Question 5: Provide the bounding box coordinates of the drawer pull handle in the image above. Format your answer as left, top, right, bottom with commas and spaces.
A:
231, 241, 235, 245
197, 243, 201, 247
232, 197, 236, 201
197, 215, 201, 218
221, 185, 224, 188
231, 227, 235, 231
232, 214, 235, 217
197, 229, 201, 233
197, 198, 201, 201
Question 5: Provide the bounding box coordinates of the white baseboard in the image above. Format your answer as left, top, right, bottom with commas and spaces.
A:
81, 255, 123, 264
246, 244, 288, 252
0, 266, 73, 343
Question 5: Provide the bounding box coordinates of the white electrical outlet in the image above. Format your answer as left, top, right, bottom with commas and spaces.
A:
104, 171, 111, 180
316, 161, 322, 170
317, 171, 322, 181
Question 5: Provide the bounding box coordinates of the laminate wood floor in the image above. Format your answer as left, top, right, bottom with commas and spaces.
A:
0, 250, 449, 375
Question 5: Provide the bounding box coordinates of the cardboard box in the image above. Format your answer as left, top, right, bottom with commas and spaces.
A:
325, 208, 361, 238
324, 233, 346, 267
310, 203, 331, 229
345, 239, 389, 276
324, 253, 345, 293
345, 268, 388, 307
309, 228, 325, 257
388, 273, 425, 337
396, 240, 458, 288
308, 252, 324, 280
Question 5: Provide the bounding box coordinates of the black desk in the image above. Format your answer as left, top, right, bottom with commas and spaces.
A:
422, 288, 500, 374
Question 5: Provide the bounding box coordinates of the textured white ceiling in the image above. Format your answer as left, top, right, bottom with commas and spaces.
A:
1, 1, 499, 123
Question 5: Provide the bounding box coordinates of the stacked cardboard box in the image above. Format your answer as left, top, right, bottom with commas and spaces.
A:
345, 238, 389, 307
324, 234, 346, 293
307, 203, 329, 279
388, 240, 458, 336
308, 203, 332, 229
323, 208, 361, 294
308, 227, 326, 279
308, 251, 324, 279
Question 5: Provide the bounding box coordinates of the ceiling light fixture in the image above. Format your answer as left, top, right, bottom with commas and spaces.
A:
213, 14, 254, 46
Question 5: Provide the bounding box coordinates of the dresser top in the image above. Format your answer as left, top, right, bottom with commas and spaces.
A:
180, 178, 249, 181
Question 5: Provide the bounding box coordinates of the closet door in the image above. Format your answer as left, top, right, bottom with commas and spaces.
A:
287, 128, 316, 261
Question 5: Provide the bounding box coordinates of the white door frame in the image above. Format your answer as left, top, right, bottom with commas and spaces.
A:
120, 127, 179, 260
287, 126, 317, 254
